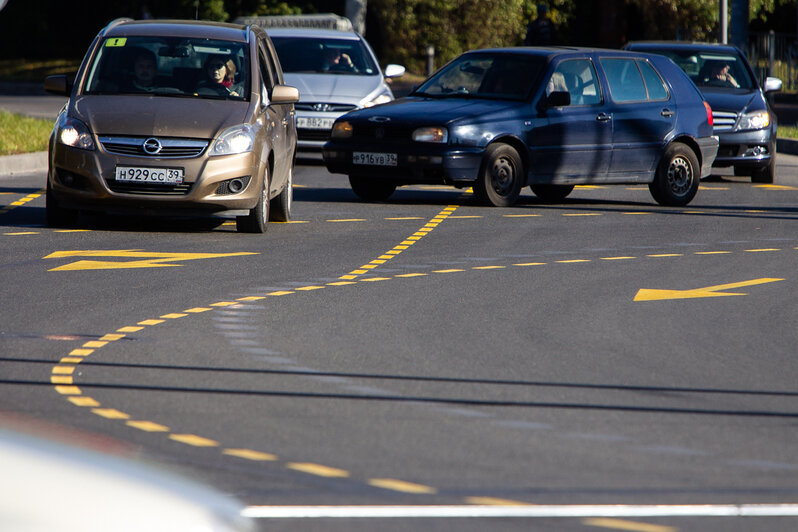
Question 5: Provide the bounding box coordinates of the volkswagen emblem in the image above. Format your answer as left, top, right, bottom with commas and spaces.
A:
368, 116, 391, 123
142, 137, 162, 155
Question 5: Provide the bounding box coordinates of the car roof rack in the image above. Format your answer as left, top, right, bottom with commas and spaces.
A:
233, 13, 353, 32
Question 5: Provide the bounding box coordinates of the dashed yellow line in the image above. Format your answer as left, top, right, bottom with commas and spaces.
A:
288, 462, 350, 478
583, 517, 677, 532
368, 478, 437, 494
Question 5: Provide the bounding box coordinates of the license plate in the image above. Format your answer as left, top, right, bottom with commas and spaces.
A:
353, 152, 397, 166
115, 166, 184, 185
297, 117, 335, 130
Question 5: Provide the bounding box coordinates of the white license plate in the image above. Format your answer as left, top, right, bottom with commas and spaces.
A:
353, 152, 397, 166
297, 117, 335, 130
115, 166, 184, 185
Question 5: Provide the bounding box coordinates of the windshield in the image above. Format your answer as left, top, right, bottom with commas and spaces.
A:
643, 48, 755, 90
270, 36, 378, 76
84, 36, 249, 101
414, 53, 546, 101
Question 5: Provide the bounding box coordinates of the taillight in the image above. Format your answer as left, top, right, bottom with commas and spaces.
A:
704, 101, 713, 127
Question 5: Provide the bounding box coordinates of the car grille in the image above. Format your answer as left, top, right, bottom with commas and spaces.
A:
105, 180, 193, 195
99, 136, 208, 158
295, 103, 357, 112
298, 129, 331, 142
712, 111, 737, 133
352, 124, 413, 141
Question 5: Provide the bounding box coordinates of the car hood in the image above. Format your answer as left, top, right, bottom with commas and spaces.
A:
343, 96, 523, 125
283, 73, 386, 103
71, 95, 251, 139
699, 88, 765, 115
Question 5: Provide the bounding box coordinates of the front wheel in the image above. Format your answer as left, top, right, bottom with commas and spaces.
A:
270, 166, 293, 222
473, 143, 524, 207
45, 181, 78, 228
751, 158, 775, 184
237, 169, 269, 233
649, 143, 699, 206
348, 176, 396, 202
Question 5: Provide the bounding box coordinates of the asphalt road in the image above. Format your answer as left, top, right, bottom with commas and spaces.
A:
2, 155, 798, 531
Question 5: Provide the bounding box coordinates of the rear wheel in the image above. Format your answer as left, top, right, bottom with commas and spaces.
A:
473, 143, 523, 207
45, 181, 78, 228
237, 168, 269, 233
649, 143, 699, 206
348, 176, 396, 201
530, 184, 574, 203
269, 166, 292, 222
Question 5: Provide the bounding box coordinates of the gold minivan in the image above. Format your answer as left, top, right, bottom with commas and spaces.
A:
44, 18, 299, 233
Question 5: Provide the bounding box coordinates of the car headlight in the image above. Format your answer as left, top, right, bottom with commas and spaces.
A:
210, 124, 254, 156
364, 93, 392, 108
331, 121, 353, 139
56, 115, 95, 151
737, 110, 769, 131
412, 127, 448, 143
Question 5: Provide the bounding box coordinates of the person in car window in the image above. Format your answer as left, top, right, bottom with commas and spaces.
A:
703, 61, 739, 88
127, 50, 159, 92
197, 55, 240, 96
322, 47, 355, 72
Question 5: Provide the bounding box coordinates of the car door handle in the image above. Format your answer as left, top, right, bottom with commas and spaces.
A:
596, 113, 611, 122
661, 109, 674, 117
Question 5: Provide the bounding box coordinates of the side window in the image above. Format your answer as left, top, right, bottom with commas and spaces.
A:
601, 58, 647, 103
258, 44, 275, 93
546, 59, 601, 106
638, 60, 669, 101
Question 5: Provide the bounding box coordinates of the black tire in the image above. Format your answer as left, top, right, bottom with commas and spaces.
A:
473, 143, 524, 207
237, 168, 269, 233
649, 143, 700, 206
348, 175, 396, 202
530, 184, 574, 203
269, 166, 292, 222
45, 181, 78, 228
751, 158, 775, 184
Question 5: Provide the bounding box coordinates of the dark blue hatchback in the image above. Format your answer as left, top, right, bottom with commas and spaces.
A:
323, 47, 718, 207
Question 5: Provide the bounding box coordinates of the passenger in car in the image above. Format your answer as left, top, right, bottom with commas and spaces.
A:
197, 55, 240, 96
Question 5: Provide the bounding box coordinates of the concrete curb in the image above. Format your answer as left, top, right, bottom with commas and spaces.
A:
777, 137, 798, 155
0, 151, 47, 176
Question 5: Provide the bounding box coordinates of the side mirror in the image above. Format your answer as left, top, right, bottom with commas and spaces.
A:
539, 90, 570, 111
764, 76, 782, 93
270, 84, 299, 104
44, 75, 71, 96
384, 64, 406, 78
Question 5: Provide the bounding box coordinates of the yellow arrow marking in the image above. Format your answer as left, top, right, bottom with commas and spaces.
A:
635, 278, 784, 301
44, 249, 257, 271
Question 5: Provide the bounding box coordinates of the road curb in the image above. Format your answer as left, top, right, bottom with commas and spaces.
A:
777, 137, 798, 156
0, 151, 47, 176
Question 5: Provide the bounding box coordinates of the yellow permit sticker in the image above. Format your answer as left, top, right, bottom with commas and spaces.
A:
105, 38, 127, 47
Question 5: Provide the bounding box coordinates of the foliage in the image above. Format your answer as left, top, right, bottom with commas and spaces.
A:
627, 0, 717, 41
370, 0, 529, 74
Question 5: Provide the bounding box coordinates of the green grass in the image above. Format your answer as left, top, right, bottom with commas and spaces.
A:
779, 124, 798, 139
0, 110, 52, 155
0, 58, 81, 82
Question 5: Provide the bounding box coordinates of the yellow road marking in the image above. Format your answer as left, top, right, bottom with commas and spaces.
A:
695, 251, 731, 255
4, 231, 39, 235
224, 448, 278, 461
514, 262, 546, 266
601, 256, 636, 261
647, 254, 682, 258
504, 214, 542, 217
582, 517, 676, 532
44, 250, 258, 271
127, 421, 170, 432
755, 184, 798, 190
68, 396, 100, 407
563, 213, 602, 217
170, 434, 219, 447
466, 497, 530, 505
184, 307, 212, 313
368, 478, 437, 494
92, 408, 130, 420
327, 218, 366, 222
635, 277, 785, 302
557, 259, 591, 263
287, 462, 350, 477
745, 248, 780, 252
161, 313, 187, 319
473, 265, 506, 270
433, 269, 465, 273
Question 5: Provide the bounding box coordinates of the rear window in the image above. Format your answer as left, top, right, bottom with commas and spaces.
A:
84, 36, 250, 101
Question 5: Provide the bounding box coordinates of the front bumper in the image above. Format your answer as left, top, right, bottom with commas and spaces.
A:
48, 143, 265, 216
712, 127, 775, 169
322, 142, 485, 185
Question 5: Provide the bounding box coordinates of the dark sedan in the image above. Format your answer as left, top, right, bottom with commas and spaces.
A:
625, 41, 781, 183
323, 47, 718, 207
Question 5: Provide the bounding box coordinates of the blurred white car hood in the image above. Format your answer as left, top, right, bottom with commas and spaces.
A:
284, 73, 387, 104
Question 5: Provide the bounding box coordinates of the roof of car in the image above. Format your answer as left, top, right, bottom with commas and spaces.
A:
103, 19, 250, 42
626, 41, 742, 53
264, 28, 362, 40
464, 46, 658, 59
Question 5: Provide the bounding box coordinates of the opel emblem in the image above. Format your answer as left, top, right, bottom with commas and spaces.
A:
142, 137, 162, 155
368, 116, 391, 123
